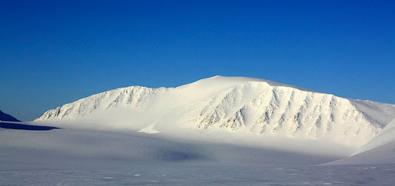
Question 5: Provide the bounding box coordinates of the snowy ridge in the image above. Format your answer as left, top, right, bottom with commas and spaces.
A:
38, 86, 169, 120
36, 76, 395, 147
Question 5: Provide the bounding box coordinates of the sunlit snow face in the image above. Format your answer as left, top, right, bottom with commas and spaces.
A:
36, 76, 395, 147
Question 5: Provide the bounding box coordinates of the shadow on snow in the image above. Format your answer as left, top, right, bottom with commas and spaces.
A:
0, 122, 59, 131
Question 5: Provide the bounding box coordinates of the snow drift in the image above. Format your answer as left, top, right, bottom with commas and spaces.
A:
36, 76, 395, 147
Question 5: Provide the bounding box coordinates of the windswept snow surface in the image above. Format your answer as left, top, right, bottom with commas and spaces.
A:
37, 76, 395, 147
2, 124, 395, 186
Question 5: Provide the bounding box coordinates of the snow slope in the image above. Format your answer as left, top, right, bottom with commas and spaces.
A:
330, 118, 395, 165
357, 118, 395, 154
36, 76, 395, 147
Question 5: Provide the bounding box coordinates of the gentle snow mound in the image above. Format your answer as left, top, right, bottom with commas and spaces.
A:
139, 123, 160, 134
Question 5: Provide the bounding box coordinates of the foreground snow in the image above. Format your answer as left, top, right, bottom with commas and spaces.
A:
1, 122, 395, 185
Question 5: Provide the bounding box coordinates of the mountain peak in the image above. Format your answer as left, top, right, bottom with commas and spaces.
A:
0, 110, 20, 122
183, 75, 306, 93
199, 75, 273, 84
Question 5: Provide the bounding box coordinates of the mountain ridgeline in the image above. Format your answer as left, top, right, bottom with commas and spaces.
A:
36, 76, 395, 147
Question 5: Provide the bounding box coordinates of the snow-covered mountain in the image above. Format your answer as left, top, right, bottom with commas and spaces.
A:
36, 76, 395, 147
0, 110, 20, 122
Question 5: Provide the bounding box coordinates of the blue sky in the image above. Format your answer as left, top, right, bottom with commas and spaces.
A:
1, 0, 395, 121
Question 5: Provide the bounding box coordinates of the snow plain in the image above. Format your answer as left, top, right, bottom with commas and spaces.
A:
1, 121, 395, 186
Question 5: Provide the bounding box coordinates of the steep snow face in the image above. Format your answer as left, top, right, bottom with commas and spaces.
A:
36, 76, 395, 146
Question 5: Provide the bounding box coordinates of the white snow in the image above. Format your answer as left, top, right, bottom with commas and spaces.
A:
356, 118, 395, 154
329, 118, 395, 165
2, 76, 395, 185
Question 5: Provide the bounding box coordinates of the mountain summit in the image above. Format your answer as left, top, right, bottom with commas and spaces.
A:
36, 76, 395, 147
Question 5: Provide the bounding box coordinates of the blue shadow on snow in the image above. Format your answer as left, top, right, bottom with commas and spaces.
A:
0, 122, 59, 131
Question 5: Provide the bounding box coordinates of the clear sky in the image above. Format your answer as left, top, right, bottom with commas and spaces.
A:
1, 0, 395, 121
